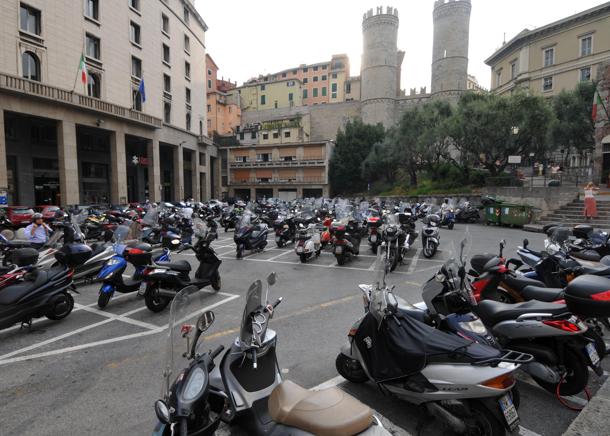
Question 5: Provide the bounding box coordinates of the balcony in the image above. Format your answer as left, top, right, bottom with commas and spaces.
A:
230, 157, 326, 168
0, 73, 162, 128
229, 177, 326, 186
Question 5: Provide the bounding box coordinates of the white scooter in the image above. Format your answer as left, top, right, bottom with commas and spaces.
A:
295, 223, 321, 263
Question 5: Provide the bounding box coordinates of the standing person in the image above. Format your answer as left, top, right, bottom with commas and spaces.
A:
25, 213, 51, 249
583, 182, 600, 220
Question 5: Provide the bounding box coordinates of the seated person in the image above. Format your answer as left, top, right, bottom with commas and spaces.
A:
25, 213, 51, 249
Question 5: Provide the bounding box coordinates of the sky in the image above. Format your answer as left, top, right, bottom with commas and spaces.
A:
194, 0, 605, 91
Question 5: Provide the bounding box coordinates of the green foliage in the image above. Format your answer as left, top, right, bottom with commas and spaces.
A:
329, 120, 385, 195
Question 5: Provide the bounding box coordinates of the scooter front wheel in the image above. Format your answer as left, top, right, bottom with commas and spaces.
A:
335, 353, 367, 383
97, 291, 112, 309
145, 284, 171, 313
299, 253, 307, 263
448, 222, 455, 230
463, 400, 506, 436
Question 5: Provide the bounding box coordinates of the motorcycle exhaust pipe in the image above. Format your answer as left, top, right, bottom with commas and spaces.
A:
157, 289, 178, 298
522, 362, 561, 384
425, 403, 467, 434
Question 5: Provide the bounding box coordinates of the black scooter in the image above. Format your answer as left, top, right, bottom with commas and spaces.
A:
143, 232, 222, 313
234, 212, 268, 259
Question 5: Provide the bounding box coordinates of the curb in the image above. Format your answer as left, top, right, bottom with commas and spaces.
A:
523, 224, 544, 233
563, 377, 610, 435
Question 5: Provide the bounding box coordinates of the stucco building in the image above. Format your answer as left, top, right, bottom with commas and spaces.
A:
206, 54, 240, 137
485, 2, 610, 96
0, 0, 218, 206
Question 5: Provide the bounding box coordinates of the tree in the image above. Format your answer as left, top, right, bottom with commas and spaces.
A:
549, 81, 596, 165
448, 92, 554, 176
361, 131, 399, 184
329, 120, 385, 195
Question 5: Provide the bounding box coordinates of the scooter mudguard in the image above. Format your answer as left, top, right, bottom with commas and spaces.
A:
100, 283, 115, 295
96, 256, 127, 280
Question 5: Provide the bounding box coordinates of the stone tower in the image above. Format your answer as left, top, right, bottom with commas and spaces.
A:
360, 6, 400, 128
431, 0, 472, 97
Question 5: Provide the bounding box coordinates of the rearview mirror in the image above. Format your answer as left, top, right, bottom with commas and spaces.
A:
523, 239, 529, 249
267, 272, 277, 286
197, 311, 215, 332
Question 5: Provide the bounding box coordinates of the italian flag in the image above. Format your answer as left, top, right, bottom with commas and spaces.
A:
79, 54, 88, 84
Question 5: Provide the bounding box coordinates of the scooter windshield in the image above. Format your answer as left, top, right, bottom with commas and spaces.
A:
160, 286, 212, 400
142, 208, 159, 227
237, 212, 253, 230
113, 225, 131, 244
193, 218, 208, 238
239, 280, 263, 350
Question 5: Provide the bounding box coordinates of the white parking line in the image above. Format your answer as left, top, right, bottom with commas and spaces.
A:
407, 249, 421, 273
0, 294, 239, 366
74, 304, 158, 331
266, 250, 295, 262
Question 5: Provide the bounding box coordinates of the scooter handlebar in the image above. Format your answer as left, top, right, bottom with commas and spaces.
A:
210, 345, 224, 360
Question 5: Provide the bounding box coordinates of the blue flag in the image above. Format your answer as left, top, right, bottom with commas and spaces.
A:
138, 78, 146, 102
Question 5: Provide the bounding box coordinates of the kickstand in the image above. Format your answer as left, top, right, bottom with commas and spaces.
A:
20, 319, 33, 330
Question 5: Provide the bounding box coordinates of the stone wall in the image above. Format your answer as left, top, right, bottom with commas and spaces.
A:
594, 62, 610, 183
484, 186, 578, 213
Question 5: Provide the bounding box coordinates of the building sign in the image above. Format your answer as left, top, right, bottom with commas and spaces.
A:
131, 155, 150, 166
0, 190, 7, 205
508, 155, 522, 164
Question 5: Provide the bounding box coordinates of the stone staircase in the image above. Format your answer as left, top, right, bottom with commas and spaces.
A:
538, 198, 610, 229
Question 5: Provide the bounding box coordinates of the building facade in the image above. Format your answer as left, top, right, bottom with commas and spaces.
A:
485, 2, 610, 96
0, 0, 217, 206
206, 54, 240, 137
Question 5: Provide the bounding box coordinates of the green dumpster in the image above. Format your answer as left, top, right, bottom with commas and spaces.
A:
484, 204, 502, 225
500, 204, 533, 227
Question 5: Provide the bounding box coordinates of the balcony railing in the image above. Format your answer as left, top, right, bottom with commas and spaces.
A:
0, 72, 162, 128
229, 177, 326, 186
230, 157, 326, 168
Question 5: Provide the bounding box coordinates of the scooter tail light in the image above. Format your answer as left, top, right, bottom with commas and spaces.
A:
482, 373, 515, 390
348, 327, 358, 337
591, 290, 610, 301
542, 319, 581, 332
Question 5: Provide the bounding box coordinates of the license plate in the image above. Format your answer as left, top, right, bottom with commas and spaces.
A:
370, 235, 377, 243
296, 246, 303, 253
335, 246, 343, 254
137, 281, 147, 296
586, 343, 600, 366
499, 393, 519, 430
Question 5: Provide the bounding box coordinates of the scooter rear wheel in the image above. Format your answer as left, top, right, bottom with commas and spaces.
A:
463, 401, 506, 436
335, 353, 367, 383
299, 253, 307, 263
533, 349, 589, 396
45, 292, 74, 320
145, 284, 171, 313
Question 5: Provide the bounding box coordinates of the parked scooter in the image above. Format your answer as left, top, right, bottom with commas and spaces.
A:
206, 273, 391, 435
272, 212, 296, 248
234, 210, 268, 259
95, 224, 170, 309
295, 223, 321, 263
332, 207, 364, 266
420, 213, 441, 258
336, 245, 527, 435
143, 219, 222, 312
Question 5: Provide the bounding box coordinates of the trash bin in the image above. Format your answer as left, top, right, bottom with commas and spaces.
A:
500, 204, 533, 227
484, 204, 502, 225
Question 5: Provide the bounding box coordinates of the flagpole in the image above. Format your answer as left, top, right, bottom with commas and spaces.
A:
71, 53, 81, 93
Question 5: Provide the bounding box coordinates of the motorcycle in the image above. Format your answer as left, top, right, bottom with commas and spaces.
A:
421, 212, 441, 259
455, 199, 481, 224
207, 273, 391, 435
95, 223, 170, 309
332, 205, 364, 266
273, 212, 296, 248
234, 209, 268, 259
366, 210, 382, 254
143, 219, 222, 313
336, 244, 526, 435
152, 287, 227, 436
295, 223, 321, 263
440, 202, 456, 230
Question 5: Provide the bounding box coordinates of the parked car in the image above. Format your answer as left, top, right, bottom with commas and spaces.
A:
7, 206, 35, 227
35, 205, 61, 221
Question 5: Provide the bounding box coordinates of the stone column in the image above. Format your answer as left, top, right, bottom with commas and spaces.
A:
148, 134, 161, 202
0, 109, 8, 201
110, 129, 128, 204
57, 120, 80, 206
191, 151, 200, 201
173, 145, 184, 201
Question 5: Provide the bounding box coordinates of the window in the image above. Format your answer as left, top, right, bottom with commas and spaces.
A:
581, 35, 592, 57
129, 0, 139, 11
262, 133, 269, 140
207, 79, 212, 89
87, 73, 100, 98
184, 34, 190, 52
543, 76, 553, 92
510, 61, 518, 79
284, 131, 290, 138
86, 34, 100, 60
22, 51, 40, 81
345, 82, 351, 93
186, 113, 191, 131
260, 84, 266, 91
313, 66, 318, 71
274, 101, 278, 109
163, 74, 171, 93
239, 132, 245, 140
332, 93, 337, 99
331, 83, 337, 92
322, 87, 327, 97
302, 67, 308, 73
207, 104, 211, 112
322, 64, 328, 70
288, 93, 293, 101
185, 61, 191, 79
580, 67, 591, 82
303, 78, 309, 84
260, 95, 266, 105
495, 70, 501, 87
207, 69, 212, 76
313, 88, 318, 97
292, 69, 297, 75
251, 132, 256, 139
273, 132, 279, 139
303, 89, 308, 99
256, 153, 271, 162
85, 0, 99, 20
313, 76, 318, 82
199, 152, 206, 165
131, 56, 142, 78
132, 89, 142, 110
162, 44, 170, 64
130, 21, 141, 45
162, 13, 169, 33
543, 47, 554, 67
183, 6, 190, 23
235, 156, 249, 163
331, 73, 337, 79
185, 87, 191, 104
20, 4, 41, 35
282, 72, 287, 78
322, 75, 327, 81
164, 101, 171, 123
286, 81, 295, 87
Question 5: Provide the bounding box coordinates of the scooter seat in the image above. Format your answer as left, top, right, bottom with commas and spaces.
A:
268, 380, 373, 436
521, 286, 564, 302
155, 260, 191, 272
89, 244, 107, 257
0, 270, 51, 305
579, 265, 610, 276
476, 300, 570, 325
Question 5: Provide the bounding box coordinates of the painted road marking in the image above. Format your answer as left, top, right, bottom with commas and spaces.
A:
0, 294, 239, 366
266, 250, 295, 262
407, 249, 421, 273
74, 304, 159, 331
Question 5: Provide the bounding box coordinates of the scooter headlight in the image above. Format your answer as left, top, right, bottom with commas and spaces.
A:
182, 366, 207, 401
